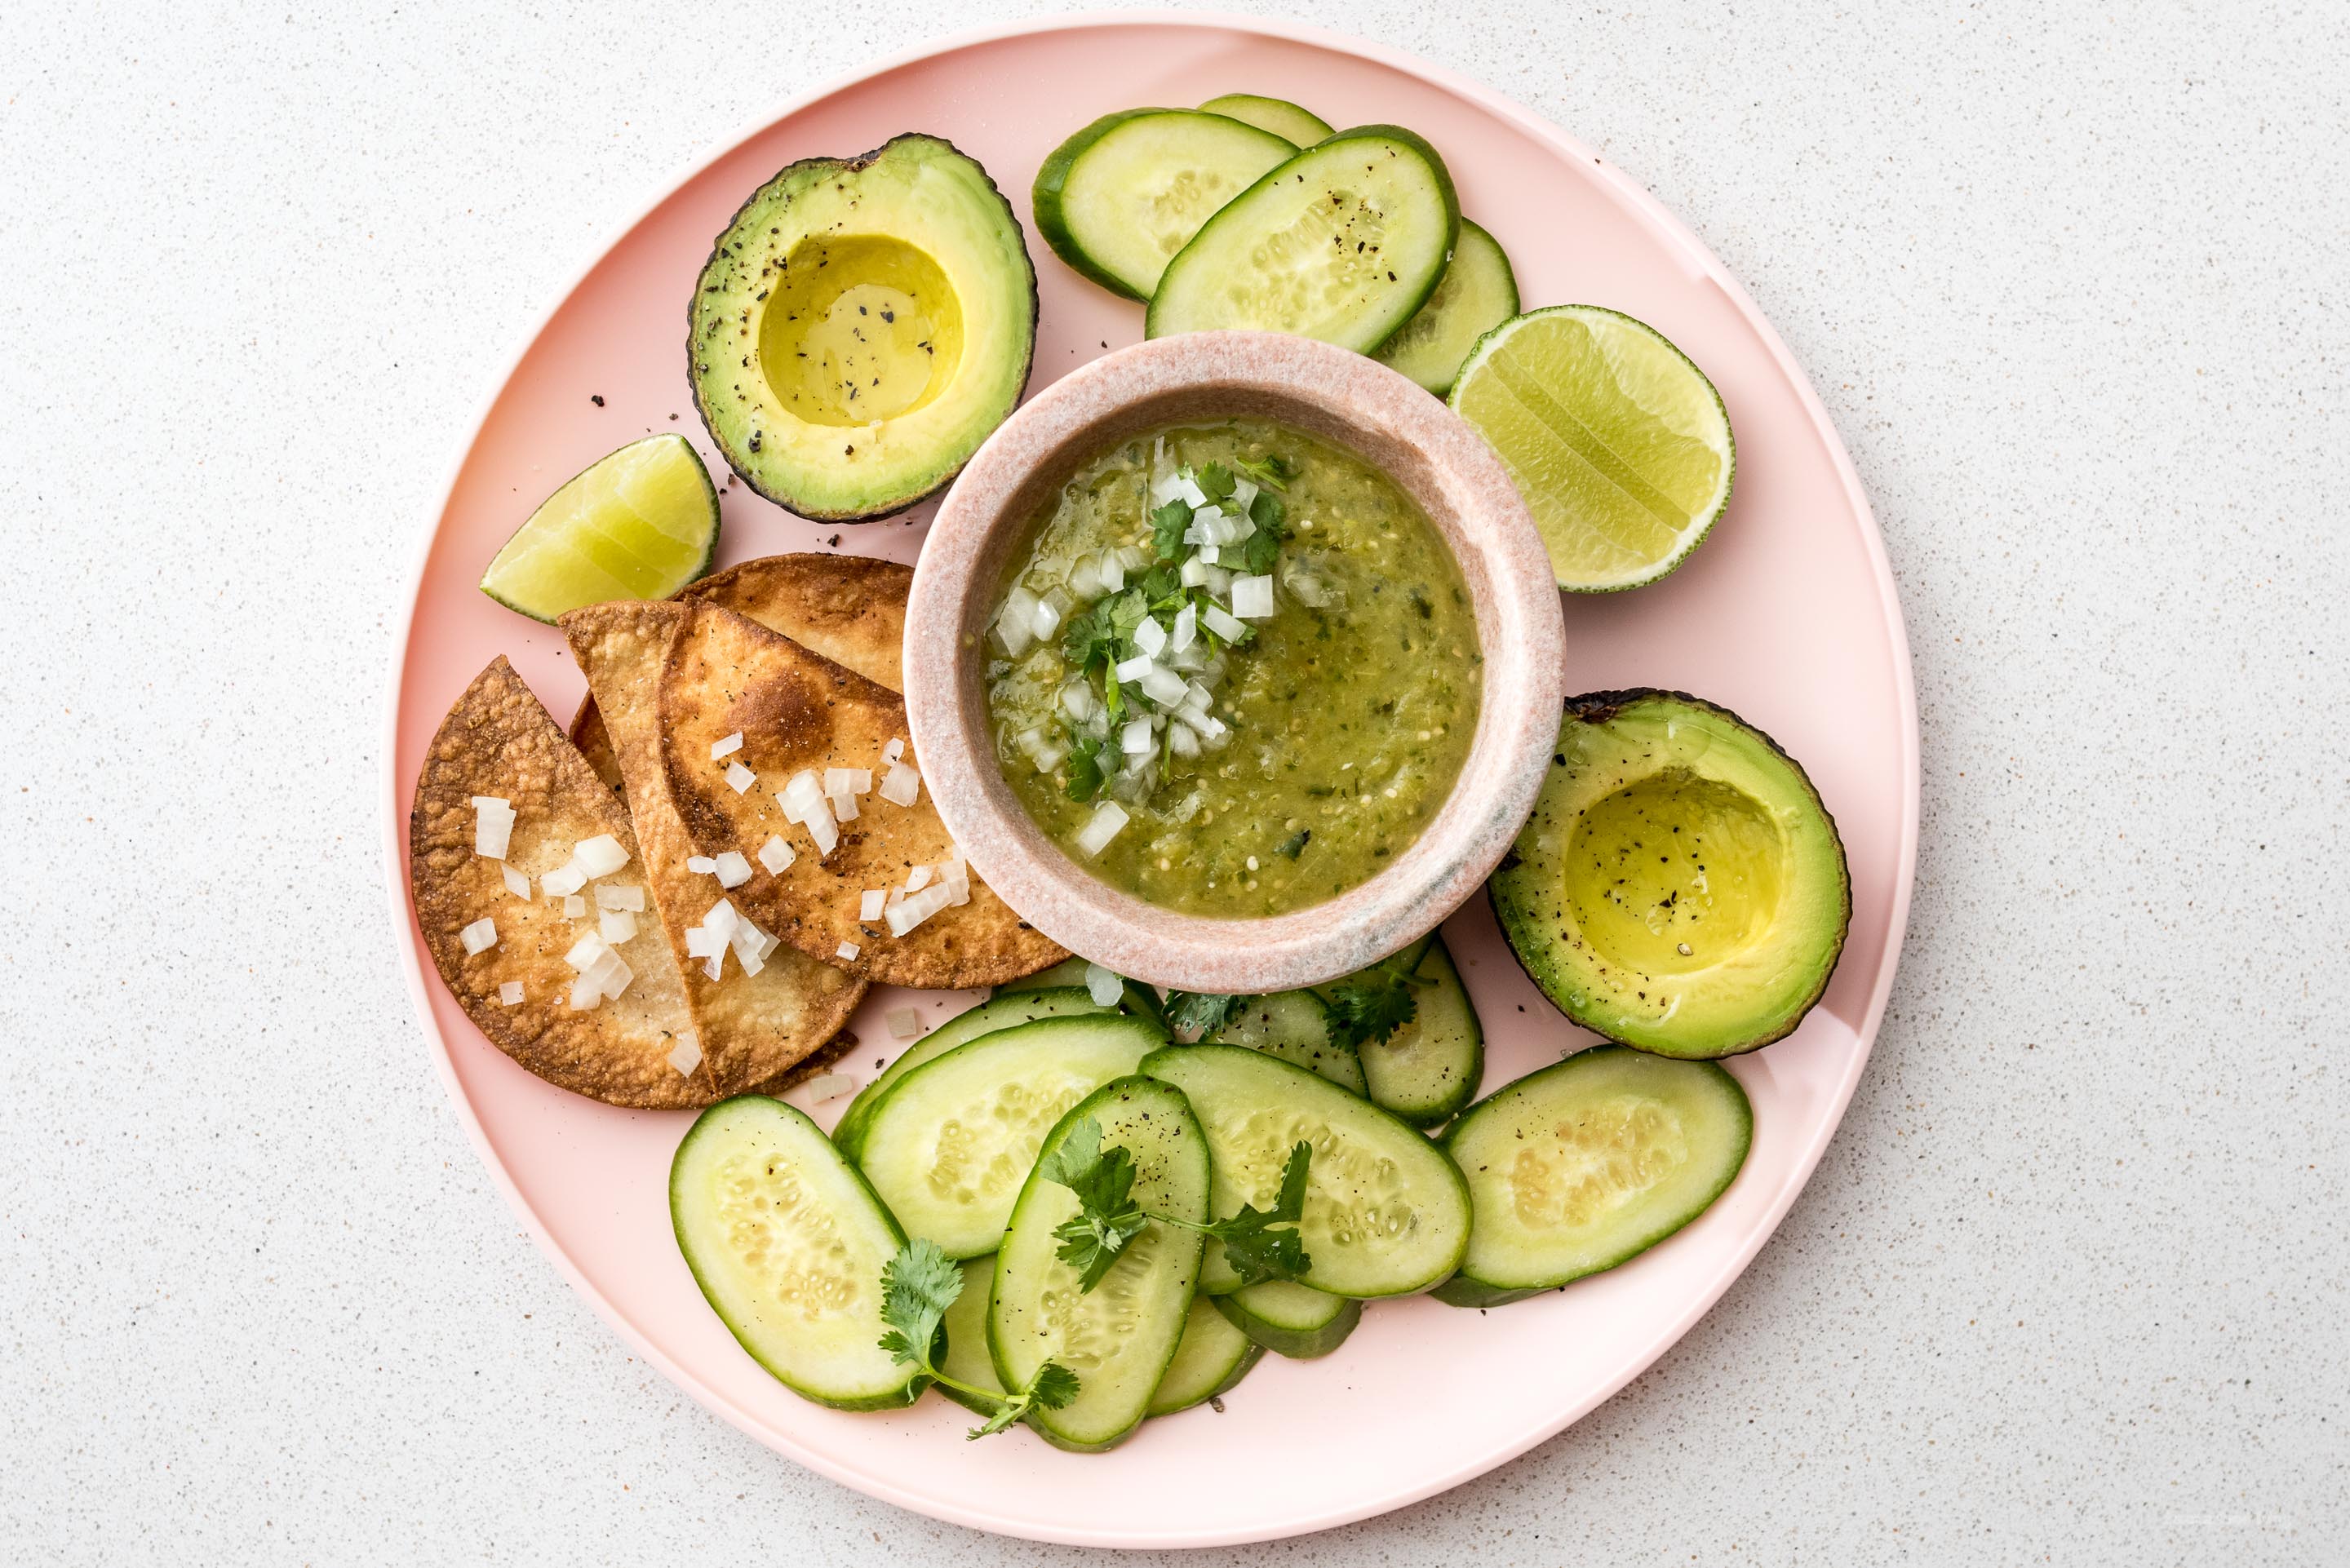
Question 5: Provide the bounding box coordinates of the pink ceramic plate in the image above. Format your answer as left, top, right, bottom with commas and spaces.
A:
383, 12, 1917, 1548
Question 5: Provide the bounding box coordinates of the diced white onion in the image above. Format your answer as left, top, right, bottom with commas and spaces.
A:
889, 1007, 922, 1040
563, 894, 587, 918
595, 883, 645, 911
1168, 721, 1200, 758
1191, 710, 1228, 741
828, 784, 859, 822
539, 862, 587, 897
471, 797, 514, 860
686, 856, 717, 875
836, 941, 861, 962
703, 950, 725, 982
702, 898, 738, 945
714, 851, 752, 888
802, 1071, 854, 1101
1075, 801, 1129, 857
882, 737, 906, 764
587, 947, 633, 1000
995, 587, 1040, 656
710, 732, 743, 760
572, 835, 629, 879
570, 972, 604, 1010
459, 918, 497, 955
1098, 550, 1127, 592
725, 761, 757, 795
1121, 718, 1155, 755
1084, 963, 1124, 1007
501, 864, 532, 900
884, 884, 954, 937
1114, 652, 1156, 683
498, 980, 523, 1007
666, 1031, 703, 1076
782, 769, 826, 816
1133, 615, 1168, 658
1060, 681, 1099, 722
1175, 472, 1207, 507
1171, 604, 1196, 652
757, 835, 796, 875
565, 932, 610, 971
600, 910, 637, 945
1197, 544, 1219, 565
1231, 477, 1259, 513
729, 917, 770, 977
1202, 603, 1248, 642
859, 889, 887, 922
1067, 554, 1104, 600
880, 760, 920, 806
685, 925, 721, 959
805, 806, 839, 857
1140, 666, 1189, 706
1231, 574, 1276, 619
902, 864, 933, 894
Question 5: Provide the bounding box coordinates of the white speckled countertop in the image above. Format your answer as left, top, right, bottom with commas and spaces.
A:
3, 2, 2343, 1562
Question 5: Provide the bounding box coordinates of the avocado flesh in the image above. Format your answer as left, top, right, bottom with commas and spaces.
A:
689, 134, 1037, 520
1492, 690, 1850, 1058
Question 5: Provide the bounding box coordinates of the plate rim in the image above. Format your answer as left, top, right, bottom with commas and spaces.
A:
378, 8, 1920, 1547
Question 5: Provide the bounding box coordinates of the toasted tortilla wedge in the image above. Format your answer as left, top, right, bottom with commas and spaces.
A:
410, 658, 712, 1108
561, 601, 867, 1088
573, 554, 912, 792
656, 600, 1065, 989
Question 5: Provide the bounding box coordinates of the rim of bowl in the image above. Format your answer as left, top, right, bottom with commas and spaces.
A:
907, 331, 1564, 993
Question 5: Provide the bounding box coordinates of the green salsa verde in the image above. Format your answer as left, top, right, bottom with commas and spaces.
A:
984, 419, 1480, 917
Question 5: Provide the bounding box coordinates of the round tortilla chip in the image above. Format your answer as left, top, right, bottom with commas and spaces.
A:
410, 658, 721, 1108
655, 600, 1065, 989
570, 553, 911, 791
561, 601, 866, 1089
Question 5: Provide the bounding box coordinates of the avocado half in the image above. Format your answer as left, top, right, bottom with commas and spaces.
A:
688, 133, 1037, 520
1492, 690, 1851, 1059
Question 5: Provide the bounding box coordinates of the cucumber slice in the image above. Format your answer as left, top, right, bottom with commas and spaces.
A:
1033, 109, 1297, 300
1213, 1278, 1362, 1359
1436, 1047, 1753, 1307
668, 1096, 921, 1411
831, 986, 1114, 1160
1147, 1295, 1263, 1415
1373, 219, 1519, 395
991, 1077, 1210, 1451
1197, 93, 1334, 148
854, 1014, 1167, 1258
993, 956, 1167, 1025
1146, 126, 1460, 355
1358, 937, 1485, 1127
936, 1255, 1004, 1415
1143, 1044, 1471, 1298
1202, 990, 1365, 1094
480, 434, 719, 623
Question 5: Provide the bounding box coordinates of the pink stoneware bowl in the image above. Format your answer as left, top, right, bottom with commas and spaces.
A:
905, 330, 1567, 994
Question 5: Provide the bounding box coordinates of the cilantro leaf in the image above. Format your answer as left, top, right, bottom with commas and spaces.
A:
877, 1236, 961, 1366
1195, 461, 1237, 503
1234, 490, 1288, 575
1150, 498, 1194, 560
1163, 990, 1242, 1041
1233, 453, 1297, 492
1064, 736, 1106, 803
1322, 969, 1420, 1050
1061, 600, 1116, 673
1203, 1141, 1314, 1287
1040, 1118, 1150, 1290
1026, 1361, 1081, 1411
876, 1238, 1081, 1437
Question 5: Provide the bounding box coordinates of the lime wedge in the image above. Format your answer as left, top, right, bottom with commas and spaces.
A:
479, 434, 720, 622
1449, 306, 1733, 591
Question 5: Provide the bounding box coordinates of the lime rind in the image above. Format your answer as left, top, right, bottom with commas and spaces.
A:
1450, 305, 1734, 592
480, 434, 721, 622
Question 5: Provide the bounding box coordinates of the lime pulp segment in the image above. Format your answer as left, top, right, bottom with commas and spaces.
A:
480, 433, 720, 622
1449, 306, 1732, 591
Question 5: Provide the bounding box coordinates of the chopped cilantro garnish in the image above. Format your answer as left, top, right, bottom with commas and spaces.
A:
1042, 1118, 1313, 1292
1163, 990, 1241, 1039
878, 1238, 1078, 1438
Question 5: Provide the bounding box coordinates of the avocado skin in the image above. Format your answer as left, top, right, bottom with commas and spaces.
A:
685, 133, 1038, 522
1492, 689, 1851, 1059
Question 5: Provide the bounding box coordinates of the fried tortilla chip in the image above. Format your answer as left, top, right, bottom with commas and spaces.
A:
410, 658, 715, 1108
561, 601, 867, 1088
656, 600, 1065, 989
573, 554, 912, 792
